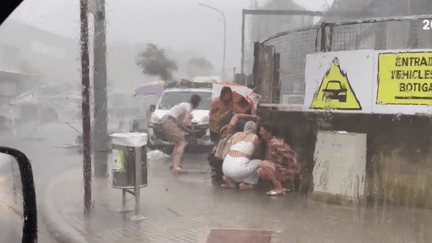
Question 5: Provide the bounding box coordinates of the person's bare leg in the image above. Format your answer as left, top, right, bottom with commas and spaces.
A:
172, 140, 187, 171
170, 145, 178, 169
238, 181, 255, 190
257, 161, 285, 192
222, 176, 237, 188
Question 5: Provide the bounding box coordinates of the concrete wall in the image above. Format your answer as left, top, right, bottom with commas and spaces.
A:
257, 106, 432, 208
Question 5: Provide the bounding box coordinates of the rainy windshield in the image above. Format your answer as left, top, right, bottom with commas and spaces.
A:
3, 0, 432, 242
158, 91, 212, 110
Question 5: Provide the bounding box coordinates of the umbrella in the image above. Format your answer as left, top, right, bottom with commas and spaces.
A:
213, 82, 261, 115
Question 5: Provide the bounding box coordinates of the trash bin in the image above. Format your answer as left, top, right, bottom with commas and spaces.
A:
110, 133, 148, 189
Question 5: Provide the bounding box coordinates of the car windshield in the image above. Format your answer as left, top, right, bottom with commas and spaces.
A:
158, 91, 212, 110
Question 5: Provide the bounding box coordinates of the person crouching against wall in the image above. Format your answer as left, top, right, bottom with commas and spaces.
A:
160, 94, 201, 174
256, 125, 301, 196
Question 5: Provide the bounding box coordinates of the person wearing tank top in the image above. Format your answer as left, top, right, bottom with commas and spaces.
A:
221, 121, 290, 196
160, 94, 201, 174
221, 121, 263, 190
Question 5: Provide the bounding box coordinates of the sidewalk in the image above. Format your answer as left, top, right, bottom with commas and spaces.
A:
42, 151, 432, 243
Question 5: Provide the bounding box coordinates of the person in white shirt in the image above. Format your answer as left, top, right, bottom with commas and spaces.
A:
160, 94, 201, 174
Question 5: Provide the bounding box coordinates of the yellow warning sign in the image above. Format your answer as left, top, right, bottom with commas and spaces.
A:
311, 59, 362, 110
377, 52, 432, 105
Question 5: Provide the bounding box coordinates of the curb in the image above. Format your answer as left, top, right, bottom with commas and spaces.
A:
41, 168, 88, 243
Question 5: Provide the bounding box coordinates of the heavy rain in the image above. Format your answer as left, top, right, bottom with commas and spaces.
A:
1, 0, 432, 242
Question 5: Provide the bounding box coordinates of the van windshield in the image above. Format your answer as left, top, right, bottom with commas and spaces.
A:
158, 91, 212, 110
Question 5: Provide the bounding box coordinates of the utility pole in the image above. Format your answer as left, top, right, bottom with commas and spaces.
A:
80, 0, 92, 217
93, 0, 109, 178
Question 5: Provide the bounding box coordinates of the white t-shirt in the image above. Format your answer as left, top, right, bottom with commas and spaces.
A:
163, 102, 192, 125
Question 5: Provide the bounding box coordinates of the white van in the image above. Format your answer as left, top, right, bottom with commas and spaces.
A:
147, 87, 214, 153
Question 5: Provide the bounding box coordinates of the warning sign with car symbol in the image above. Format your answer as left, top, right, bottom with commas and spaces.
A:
311, 58, 362, 110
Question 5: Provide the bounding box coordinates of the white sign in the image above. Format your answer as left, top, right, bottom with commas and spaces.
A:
373, 49, 432, 115
304, 50, 375, 113
305, 49, 432, 115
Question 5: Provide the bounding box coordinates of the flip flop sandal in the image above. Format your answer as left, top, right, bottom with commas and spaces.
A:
265, 189, 288, 196
239, 185, 255, 190
169, 165, 182, 171
221, 183, 237, 189
238, 183, 255, 190
172, 168, 187, 175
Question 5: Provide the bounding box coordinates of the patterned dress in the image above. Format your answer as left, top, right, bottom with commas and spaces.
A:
266, 137, 301, 181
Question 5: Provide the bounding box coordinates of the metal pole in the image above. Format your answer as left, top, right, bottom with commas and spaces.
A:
94, 0, 109, 178
80, 0, 92, 217
198, 3, 226, 80
134, 148, 140, 214
122, 188, 126, 209
222, 12, 226, 80
131, 147, 146, 221
241, 10, 245, 75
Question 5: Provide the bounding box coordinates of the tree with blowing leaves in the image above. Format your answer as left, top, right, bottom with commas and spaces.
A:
136, 43, 177, 81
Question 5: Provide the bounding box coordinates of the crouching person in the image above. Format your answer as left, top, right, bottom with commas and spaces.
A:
211, 113, 260, 184
221, 121, 263, 189
256, 125, 301, 196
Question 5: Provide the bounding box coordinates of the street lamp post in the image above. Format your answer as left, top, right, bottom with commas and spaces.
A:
198, 3, 226, 80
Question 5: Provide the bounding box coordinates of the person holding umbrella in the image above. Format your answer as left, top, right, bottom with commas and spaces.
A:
209, 86, 234, 145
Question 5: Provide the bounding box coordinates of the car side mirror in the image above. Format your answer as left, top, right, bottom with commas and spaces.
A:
149, 104, 156, 112
0, 147, 37, 243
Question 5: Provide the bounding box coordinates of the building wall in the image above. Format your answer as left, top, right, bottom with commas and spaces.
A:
254, 13, 432, 207
323, 0, 430, 23
258, 107, 432, 208
0, 19, 80, 85
0, 19, 147, 95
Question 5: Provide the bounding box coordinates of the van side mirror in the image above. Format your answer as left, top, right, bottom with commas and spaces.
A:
149, 104, 156, 112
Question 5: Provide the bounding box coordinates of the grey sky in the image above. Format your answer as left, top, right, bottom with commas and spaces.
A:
8, 0, 333, 79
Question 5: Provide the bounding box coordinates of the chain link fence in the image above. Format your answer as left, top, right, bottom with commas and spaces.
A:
261, 15, 432, 105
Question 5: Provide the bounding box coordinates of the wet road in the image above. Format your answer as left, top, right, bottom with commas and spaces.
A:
1, 120, 432, 242
0, 120, 83, 242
